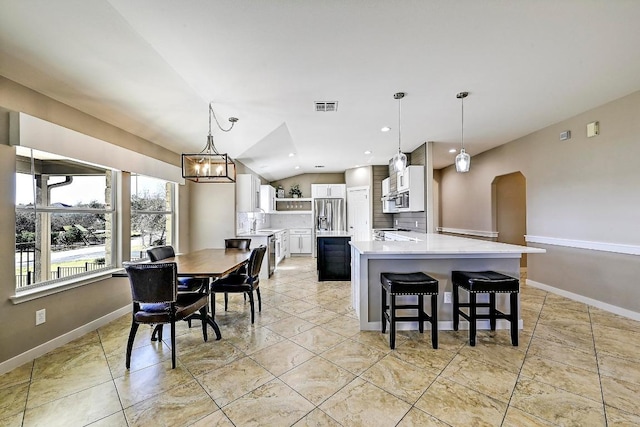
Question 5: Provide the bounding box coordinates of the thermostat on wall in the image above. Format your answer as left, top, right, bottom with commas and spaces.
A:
587, 121, 599, 137
560, 130, 571, 141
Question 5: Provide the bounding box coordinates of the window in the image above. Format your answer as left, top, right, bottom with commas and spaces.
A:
15, 148, 116, 291
130, 174, 175, 260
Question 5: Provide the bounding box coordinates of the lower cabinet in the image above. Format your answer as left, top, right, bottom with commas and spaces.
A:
317, 236, 351, 281
290, 229, 312, 254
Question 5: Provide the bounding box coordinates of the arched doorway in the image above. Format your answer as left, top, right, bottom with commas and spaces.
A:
492, 172, 527, 268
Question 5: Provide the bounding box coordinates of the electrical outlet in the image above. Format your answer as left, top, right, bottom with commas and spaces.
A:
36, 309, 46, 325
395, 219, 398, 226
443, 292, 452, 304
415, 221, 418, 227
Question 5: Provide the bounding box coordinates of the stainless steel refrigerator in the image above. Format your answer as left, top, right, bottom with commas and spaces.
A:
314, 198, 345, 232
313, 198, 345, 257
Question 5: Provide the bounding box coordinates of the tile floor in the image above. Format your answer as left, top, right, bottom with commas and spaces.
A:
2, 257, 640, 426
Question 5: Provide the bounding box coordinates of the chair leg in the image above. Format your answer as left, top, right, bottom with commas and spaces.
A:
125, 322, 139, 369
211, 293, 216, 318
381, 287, 387, 334
224, 293, 229, 311
452, 283, 460, 331
200, 306, 208, 342
390, 294, 396, 349
510, 292, 519, 346
170, 320, 176, 369
418, 295, 424, 334
469, 292, 477, 346
431, 294, 438, 349
151, 324, 162, 341
256, 288, 262, 312
489, 293, 497, 331
248, 291, 255, 324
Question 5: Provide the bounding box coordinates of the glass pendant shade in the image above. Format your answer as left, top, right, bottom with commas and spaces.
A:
455, 148, 470, 173
393, 151, 407, 172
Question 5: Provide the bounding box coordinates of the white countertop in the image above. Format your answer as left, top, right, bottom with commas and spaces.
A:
237, 228, 286, 237
317, 230, 351, 238
350, 233, 545, 255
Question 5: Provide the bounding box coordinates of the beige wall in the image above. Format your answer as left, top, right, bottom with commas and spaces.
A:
0, 77, 184, 366
270, 173, 345, 198
439, 90, 640, 312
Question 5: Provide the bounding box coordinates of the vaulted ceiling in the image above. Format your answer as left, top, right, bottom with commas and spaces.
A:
2, 1, 639, 180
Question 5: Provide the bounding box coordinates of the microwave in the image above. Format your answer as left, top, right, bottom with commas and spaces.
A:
395, 192, 409, 209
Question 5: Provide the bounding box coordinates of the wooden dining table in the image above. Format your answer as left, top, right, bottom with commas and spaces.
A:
147, 248, 251, 341
161, 248, 251, 278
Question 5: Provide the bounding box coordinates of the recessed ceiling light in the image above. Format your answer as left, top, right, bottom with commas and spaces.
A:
364, 150, 372, 155
294, 166, 300, 170
449, 149, 457, 153
381, 126, 391, 132
288, 152, 295, 157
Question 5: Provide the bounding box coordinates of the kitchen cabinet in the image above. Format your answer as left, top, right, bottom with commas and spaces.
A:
396, 165, 422, 193
283, 230, 290, 258
382, 177, 391, 197
317, 236, 351, 281
275, 229, 287, 264
311, 184, 346, 199
260, 185, 276, 213
290, 228, 312, 254
236, 174, 261, 212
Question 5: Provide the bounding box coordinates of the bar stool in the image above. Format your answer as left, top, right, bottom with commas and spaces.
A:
380, 272, 439, 349
452, 270, 519, 346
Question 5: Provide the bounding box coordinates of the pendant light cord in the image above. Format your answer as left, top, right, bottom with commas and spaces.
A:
398, 96, 402, 153
461, 94, 464, 151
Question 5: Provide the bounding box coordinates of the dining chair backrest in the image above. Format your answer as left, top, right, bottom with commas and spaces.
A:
124, 262, 178, 304
147, 245, 176, 262
248, 245, 267, 280
225, 238, 251, 250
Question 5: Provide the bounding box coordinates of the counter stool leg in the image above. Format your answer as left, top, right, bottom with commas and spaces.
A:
418, 295, 424, 334
469, 292, 477, 346
453, 283, 460, 331
381, 287, 387, 334
490, 293, 497, 331
510, 292, 519, 346
431, 294, 438, 349
390, 294, 397, 349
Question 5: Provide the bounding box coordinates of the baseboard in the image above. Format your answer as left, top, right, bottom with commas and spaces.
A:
0, 305, 131, 375
526, 279, 640, 321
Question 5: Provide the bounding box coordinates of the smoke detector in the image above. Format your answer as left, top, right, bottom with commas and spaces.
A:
315, 101, 338, 112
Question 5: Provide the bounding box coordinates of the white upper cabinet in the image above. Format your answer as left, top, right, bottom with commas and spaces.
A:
260, 185, 276, 212
236, 174, 261, 212
396, 165, 423, 193
382, 177, 391, 197
312, 184, 346, 199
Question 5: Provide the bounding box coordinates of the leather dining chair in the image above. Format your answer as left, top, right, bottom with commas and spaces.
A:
210, 245, 266, 324
147, 245, 209, 338
123, 262, 210, 369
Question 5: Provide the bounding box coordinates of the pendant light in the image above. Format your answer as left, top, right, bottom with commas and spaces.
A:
392, 92, 407, 172
182, 102, 238, 183
455, 91, 470, 173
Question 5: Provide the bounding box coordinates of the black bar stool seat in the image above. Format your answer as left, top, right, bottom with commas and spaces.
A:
380, 272, 439, 349
452, 270, 519, 346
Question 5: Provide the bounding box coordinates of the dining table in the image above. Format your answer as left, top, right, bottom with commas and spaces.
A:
160, 248, 251, 340
118, 248, 252, 341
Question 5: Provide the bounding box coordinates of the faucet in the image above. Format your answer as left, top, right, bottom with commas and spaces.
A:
250, 208, 265, 233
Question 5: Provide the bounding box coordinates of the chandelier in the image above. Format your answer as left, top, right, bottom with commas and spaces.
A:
182, 102, 238, 183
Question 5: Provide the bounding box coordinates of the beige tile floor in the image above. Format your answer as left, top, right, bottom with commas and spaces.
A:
2, 257, 640, 426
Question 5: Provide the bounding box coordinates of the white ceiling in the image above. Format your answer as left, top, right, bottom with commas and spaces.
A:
1, 1, 639, 181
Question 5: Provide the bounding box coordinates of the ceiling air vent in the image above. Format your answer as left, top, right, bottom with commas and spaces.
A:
315, 101, 338, 112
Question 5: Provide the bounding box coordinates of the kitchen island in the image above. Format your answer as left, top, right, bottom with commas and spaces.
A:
350, 233, 545, 331
316, 231, 351, 281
